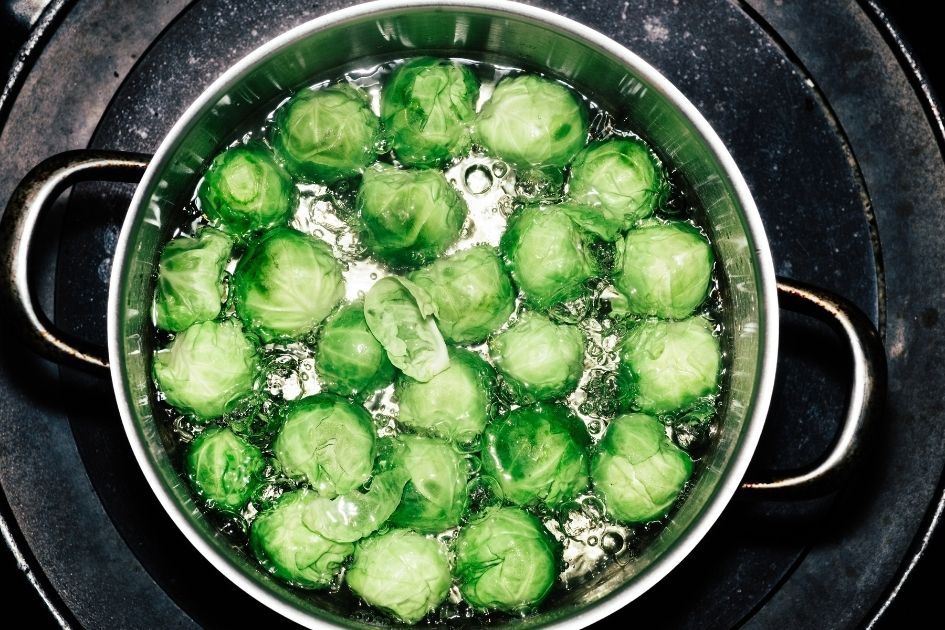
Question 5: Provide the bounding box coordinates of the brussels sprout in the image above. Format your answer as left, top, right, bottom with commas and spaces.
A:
196, 145, 297, 239
233, 227, 345, 341
489, 312, 584, 402
363, 276, 449, 382
475, 74, 587, 168
409, 246, 515, 344
616, 317, 721, 414
273, 395, 375, 497
347, 529, 451, 623
500, 205, 597, 309
383, 435, 469, 533
270, 83, 380, 183
482, 404, 589, 508
591, 413, 693, 523
568, 138, 668, 236
455, 507, 558, 612
612, 221, 714, 319
153, 319, 259, 420
250, 489, 354, 589
356, 166, 467, 267
301, 470, 409, 543
315, 302, 395, 398
396, 347, 494, 443
381, 57, 479, 168
153, 228, 233, 332
186, 427, 265, 512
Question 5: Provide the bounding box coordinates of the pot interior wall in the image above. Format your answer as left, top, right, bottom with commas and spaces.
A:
113, 5, 767, 627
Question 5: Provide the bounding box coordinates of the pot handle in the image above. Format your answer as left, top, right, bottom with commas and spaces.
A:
0, 150, 150, 374
739, 277, 887, 499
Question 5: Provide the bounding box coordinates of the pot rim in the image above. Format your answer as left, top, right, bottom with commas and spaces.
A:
107, 1, 779, 627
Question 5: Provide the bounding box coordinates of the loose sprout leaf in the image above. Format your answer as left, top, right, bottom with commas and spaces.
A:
612, 221, 714, 319
568, 138, 669, 236
154, 227, 233, 332
500, 204, 598, 309
558, 202, 622, 242
152, 319, 259, 420
482, 404, 590, 508
197, 145, 298, 239
475, 74, 588, 168
356, 165, 468, 267
409, 245, 515, 344
616, 317, 721, 414
381, 57, 480, 168
273, 395, 375, 497
395, 347, 495, 443
455, 507, 559, 612
250, 489, 355, 589
186, 427, 266, 512
346, 529, 452, 624
382, 435, 469, 533
301, 469, 409, 543
489, 312, 584, 402
363, 276, 449, 382
232, 227, 345, 341
270, 83, 380, 183
591, 413, 693, 523
315, 302, 396, 398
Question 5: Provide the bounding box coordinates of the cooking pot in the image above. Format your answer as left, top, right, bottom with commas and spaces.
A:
0, 1, 885, 627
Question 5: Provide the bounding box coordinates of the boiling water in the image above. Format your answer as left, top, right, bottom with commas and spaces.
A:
156, 57, 724, 624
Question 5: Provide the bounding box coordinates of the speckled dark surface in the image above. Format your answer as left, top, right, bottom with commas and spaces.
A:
0, 0, 941, 628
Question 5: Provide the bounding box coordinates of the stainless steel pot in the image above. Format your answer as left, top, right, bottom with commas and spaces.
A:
0, 1, 885, 627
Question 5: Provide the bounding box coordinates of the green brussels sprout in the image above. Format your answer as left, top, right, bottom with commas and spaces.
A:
270, 83, 380, 183
500, 205, 597, 309
489, 312, 584, 402
475, 74, 587, 168
409, 245, 515, 344
232, 227, 345, 341
300, 470, 409, 543
273, 395, 375, 497
612, 221, 714, 319
250, 489, 354, 589
186, 427, 265, 513
455, 507, 558, 612
381, 57, 480, 168
153, 228, 233, 332
315, 302, 395, 398
356, 166, 467, 267
153, 319, 259, 420
396, 347, 495, 443
482, 404, 589, 508
347, 529, 451, 623
591, 413, 693, 523
363, 276, 449, 382
383, 435, 469, 533
196, 145, 297, 239
616, 317, 721, 414
567, 138, 668, 236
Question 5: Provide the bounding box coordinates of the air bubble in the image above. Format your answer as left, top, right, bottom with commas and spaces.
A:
464, 164, 494, 195
587, 536, 599, 546
601, 531, 624, 554
492, 161, 508, 178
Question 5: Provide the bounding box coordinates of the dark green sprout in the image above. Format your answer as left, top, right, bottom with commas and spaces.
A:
197, 145, 298, 239
482, 403, 590, 508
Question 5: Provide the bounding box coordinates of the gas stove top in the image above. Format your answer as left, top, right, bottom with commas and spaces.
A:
0, 1, 942, 628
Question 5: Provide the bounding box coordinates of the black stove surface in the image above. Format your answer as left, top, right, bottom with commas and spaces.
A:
1, 1, 942, 628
